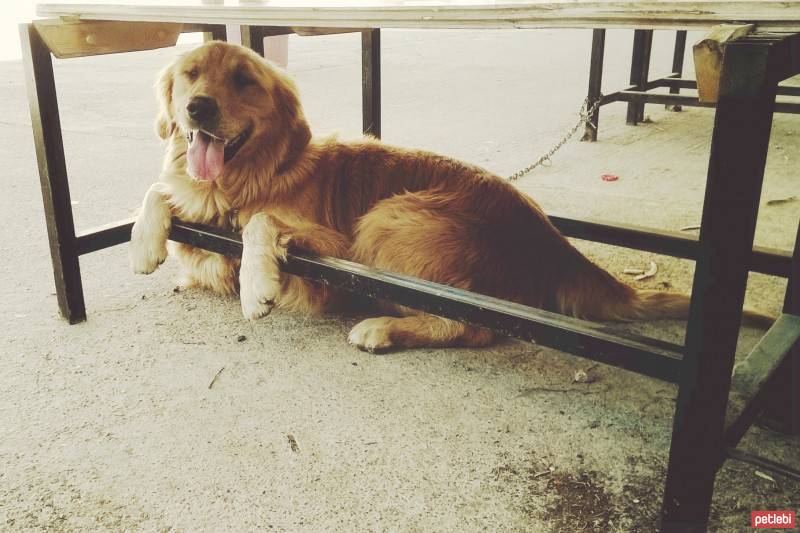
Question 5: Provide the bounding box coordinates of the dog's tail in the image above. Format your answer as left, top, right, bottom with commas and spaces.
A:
552, 253, 774, 328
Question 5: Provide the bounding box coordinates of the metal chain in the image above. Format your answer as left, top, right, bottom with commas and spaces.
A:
506, 94, 603, 181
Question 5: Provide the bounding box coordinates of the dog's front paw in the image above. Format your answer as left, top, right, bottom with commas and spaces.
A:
348, 318, 395, 354
130, 218, 168, 274
240, 279, 278, 321
240, 214, 290, 321
239, 250, 281, 321
239, 213, 290, 320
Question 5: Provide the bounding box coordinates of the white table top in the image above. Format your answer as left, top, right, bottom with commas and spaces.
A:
35, 1, 800, 32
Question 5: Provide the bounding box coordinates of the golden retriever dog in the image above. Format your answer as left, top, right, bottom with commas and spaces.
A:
130, 41, 766, 353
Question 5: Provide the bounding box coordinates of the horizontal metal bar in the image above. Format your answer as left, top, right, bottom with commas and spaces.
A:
655, 77, 697, 90
778, 85, 800, 97
726, 448, 800, 483
616, 91, 715, 107
72, 216, 793, 383
550, 214, 697, 259
742, 32, 800, 84
169, 219, 685, 382
751, 246, 793, 278
599, 79, 663, 104
75, 217, 134, 255
548, 215, 791, 278
169, 219, 241, 256
74, 215, 792, 278
608, 90, 800, 113
645, 77, 800, 98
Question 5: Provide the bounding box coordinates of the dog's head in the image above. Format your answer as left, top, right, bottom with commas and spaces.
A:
155, 41, 311, 184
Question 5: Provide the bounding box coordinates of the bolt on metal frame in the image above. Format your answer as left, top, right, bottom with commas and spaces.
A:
20, 18, 800, 532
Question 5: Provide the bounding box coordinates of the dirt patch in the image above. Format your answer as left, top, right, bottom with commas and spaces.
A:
493, 458, 620, 532
494, 452, 800, 532
542, 470, 618, 532
616, 457, 665, 533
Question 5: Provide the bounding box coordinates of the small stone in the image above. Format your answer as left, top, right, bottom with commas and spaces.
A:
589, 420, 600, 429
237, 335, 247, 342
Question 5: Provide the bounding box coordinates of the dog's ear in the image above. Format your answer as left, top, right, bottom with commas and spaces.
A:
154, 64, 175, 140
273, 77, 312, 157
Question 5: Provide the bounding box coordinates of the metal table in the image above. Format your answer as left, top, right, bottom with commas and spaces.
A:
20, 1, 800, 530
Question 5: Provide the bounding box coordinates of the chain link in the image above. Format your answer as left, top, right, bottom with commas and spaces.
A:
506, 94, 603, 181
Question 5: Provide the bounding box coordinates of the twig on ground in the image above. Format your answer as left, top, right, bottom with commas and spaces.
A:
208, 366, 225, 389
516, 384, 609, 397
634, 261, 658, 281
623, 268, 645, 275
766, 196, 798, 206
755, 470, 776, 483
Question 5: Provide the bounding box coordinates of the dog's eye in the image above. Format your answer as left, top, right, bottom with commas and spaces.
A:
185, 67, 199, 81
233, 70, 254, 89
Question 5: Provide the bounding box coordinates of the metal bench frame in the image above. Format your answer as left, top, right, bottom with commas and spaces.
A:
20, 21, 800, 531
582, 29, 800, 142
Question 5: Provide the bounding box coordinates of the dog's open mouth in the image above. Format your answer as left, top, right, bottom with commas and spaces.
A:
186, 124, 252, 182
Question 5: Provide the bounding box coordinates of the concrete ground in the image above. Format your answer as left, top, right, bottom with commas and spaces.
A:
1, 28, 799, 532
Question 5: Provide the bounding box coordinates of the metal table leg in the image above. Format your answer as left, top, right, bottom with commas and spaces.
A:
203, 25, 227, 42
660, 35, 783, 531
581, 28, 605, 142
241, 26, 267, 57
19, 23, 86, 324
627, 29, 653, 125
362, 29, 381, 138
666, 30, 687, 111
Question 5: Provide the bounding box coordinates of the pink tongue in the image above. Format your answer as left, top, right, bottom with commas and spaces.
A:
187, 131, 225, 182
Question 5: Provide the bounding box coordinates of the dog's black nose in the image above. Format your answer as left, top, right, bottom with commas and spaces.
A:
186, 96, 218, 123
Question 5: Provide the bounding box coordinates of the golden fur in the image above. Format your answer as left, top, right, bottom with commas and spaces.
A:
129, 41, 770, 353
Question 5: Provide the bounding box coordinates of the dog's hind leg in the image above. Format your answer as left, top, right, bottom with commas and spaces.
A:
348, 314, 493, 353
240, 212, 350, 319
347, 190, 501, 352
